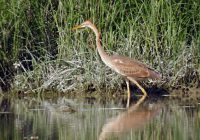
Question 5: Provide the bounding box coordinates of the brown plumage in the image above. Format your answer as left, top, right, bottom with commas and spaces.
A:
72, 20, 161, 107
109, 55, 161, 80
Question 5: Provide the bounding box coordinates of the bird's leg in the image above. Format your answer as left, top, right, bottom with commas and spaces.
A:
128, 78, 147, 103
127, 95, 146, 112
126, 80, 130, 108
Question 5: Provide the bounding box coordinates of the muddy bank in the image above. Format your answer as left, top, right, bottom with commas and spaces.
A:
7, 85, 200, 107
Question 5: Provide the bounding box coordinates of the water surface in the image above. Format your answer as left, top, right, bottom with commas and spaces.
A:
0, 95, 200, 140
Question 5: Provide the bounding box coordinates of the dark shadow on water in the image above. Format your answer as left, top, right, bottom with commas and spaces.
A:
127, 85, 169, 106
0, 97, 15, 140
117, 85, 169, 108
130, 84, 169, 97
0, 97, 11, 112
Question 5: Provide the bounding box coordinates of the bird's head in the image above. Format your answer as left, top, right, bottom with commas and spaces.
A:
72, 20, 93, 30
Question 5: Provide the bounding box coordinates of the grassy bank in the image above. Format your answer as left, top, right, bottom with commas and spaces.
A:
0, 0, 200, 93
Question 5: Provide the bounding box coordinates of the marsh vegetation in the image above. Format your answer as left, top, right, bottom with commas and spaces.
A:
0, 1, 200, 94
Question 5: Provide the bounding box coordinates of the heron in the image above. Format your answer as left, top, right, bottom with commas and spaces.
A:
72, 20, 161, 107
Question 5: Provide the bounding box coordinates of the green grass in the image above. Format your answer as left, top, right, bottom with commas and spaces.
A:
0, 0, 200, 93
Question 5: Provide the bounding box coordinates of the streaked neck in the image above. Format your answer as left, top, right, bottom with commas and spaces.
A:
89, 25, 109, 60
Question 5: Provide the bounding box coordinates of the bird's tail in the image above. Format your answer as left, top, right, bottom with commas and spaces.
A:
150, 70, 162, 80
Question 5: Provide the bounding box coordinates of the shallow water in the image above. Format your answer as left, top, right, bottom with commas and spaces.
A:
0, 95, 200, 140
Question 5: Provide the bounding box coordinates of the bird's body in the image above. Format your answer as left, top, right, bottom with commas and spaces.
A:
73, 20, 161, 107
104, 54, 161, 81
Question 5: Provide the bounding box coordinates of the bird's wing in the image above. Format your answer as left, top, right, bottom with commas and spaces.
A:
110, 55, 150, 78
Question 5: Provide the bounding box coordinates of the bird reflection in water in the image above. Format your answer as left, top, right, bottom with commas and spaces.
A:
99, 101, 162, 140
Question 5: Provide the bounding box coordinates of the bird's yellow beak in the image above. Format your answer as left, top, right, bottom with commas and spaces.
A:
72, 24, 84, 30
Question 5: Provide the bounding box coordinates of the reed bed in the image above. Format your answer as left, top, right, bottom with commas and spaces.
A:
0, 0, 200, 93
